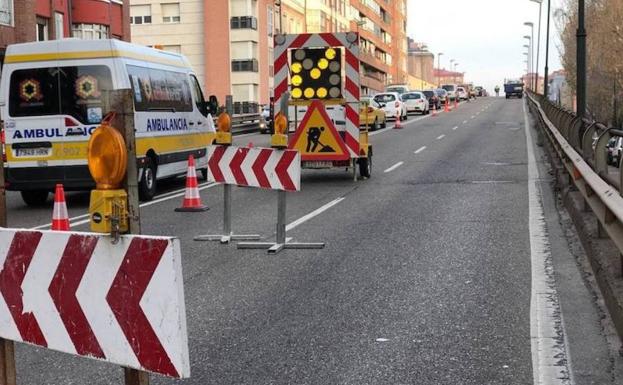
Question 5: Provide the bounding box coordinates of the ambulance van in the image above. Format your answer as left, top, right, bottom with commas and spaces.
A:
0, 39, 218, 205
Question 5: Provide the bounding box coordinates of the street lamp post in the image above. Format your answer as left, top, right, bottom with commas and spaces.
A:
543, 0, 551, 98
523, 35, 532, 89
437, 52, 443, 87
577, 0, 587, 120
529, 1, 543, 93
524, 22, 535, 90
454, 63, 459, 83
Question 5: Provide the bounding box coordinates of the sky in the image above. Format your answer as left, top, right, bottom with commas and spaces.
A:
407, 0, 565, 93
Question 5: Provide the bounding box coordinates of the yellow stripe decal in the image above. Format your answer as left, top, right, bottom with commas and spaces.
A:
5, 50, 188, 68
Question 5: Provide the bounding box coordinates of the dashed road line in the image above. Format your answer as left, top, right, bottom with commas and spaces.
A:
286, 197, 345, 232
452, 126, 458, 130
414, 146, 426, 154
463, 120, 468, 124
436, 134, 445, 140
384, 161, 404, 173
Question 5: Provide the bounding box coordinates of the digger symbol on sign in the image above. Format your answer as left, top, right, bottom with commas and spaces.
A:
306, 126, 335, 153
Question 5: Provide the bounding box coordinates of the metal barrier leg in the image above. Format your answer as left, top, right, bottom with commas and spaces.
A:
194, 185, 261, 244
0, 339, 16, 385
237, 190, 325, 253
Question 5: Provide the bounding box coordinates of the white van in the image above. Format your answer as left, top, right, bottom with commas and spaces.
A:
441, 84, 458, 101
0, 39, 217, 205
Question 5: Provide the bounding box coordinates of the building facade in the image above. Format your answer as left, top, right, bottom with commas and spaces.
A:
130, 0, 408, 107
407, 39, 434, 86
434, 69, 464, 86
0, 0, 130, 66
132, 0, 272, 111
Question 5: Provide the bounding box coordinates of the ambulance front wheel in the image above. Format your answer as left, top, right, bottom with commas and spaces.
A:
139, 158, 157, 201
21, 190, 49, 206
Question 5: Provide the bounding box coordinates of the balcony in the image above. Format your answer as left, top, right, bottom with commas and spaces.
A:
360, 74, 385, 93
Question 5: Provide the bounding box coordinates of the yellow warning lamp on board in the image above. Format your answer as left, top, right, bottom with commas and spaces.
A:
87, 112, 129, 234
215, 112, 232, 145
271, 112, 288, 149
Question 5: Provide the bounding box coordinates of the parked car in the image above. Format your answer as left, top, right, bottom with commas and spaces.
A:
359, 97, 387, 130
435, 88, 448, 105
421, 90, 440, 110
401, 92, 430, 115
260, 105, 272, 134
441, 84, 458, 101
606, 137, 623, 166
385, 84, 410, 95
456, 86, 468, 101
475, 86, 485, 97
373, 92, 407, 121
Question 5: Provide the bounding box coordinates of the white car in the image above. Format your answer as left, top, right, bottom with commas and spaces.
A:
457, 87, 468, 100
441, 84, 458, 101
373, 92, 407, 121
401, 92, 429, 115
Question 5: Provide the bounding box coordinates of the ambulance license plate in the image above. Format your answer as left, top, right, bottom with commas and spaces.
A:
15, 147, 51, 157
302, 161, 332, 169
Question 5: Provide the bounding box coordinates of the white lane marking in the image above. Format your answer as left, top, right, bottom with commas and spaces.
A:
471, 115, 476, 119
369, 111, 440, 136
463, 120, 468, 124
285, 197, 345, 232
452, 126, 458, 130
375, 338, 390, 342
31, 182, 218, 230
383, 161, 404, 173
436, 134, 445, 140
414, 146, 426, 154
523, 100, 573, 385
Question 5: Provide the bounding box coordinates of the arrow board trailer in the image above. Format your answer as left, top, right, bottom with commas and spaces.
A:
273, 32, 372, 179
0, 39, 219, 206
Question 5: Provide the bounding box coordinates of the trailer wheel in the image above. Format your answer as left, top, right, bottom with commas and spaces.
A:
359, 156, 371, 178
21, 190, 49, 206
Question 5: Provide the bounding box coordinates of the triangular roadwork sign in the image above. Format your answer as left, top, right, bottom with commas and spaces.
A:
288, 100, 350, 161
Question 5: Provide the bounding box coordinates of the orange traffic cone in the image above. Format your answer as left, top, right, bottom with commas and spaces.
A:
454, 98, 458, 109
248, 142, 254, 148
393, 115, 403, 129
432, 105, 437, 117
444, 100, 450, 112
52, 184, 70, 231
175, 155, 209, 212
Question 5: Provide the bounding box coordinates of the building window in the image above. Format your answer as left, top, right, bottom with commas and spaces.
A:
72, 23, 109, 40
36, 17, 48, 41
0, 0, 12, 26
231, 59, 258, 72
54, 12, 64, 39
230, 16, 257, 30
130, 5, 152, 24
161, 3, 180, 23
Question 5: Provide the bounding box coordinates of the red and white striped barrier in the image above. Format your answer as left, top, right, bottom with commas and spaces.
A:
273, 32, 360, 158
207, 145, 300, 191
0, 228, 189, 378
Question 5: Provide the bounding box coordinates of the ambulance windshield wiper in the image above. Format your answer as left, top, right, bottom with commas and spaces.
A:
148, 107, 177, 113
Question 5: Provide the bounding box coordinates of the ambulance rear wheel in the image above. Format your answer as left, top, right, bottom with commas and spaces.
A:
359, 156, 371, 178
21, 190, 49, 206
139, 159, 157, 201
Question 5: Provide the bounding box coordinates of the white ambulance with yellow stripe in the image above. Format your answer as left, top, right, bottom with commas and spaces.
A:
0, 39, 217, 205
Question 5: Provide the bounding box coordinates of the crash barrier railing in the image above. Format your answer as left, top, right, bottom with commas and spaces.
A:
526, 92, 623, 337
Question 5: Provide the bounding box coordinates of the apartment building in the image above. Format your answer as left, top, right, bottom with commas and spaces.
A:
434, 69, 464, 86
131, 0, 272, 111
407, 39, 435, 87
0, 0, 130, 66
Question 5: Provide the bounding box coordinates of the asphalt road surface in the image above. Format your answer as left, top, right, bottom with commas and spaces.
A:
10, 98, 623, 384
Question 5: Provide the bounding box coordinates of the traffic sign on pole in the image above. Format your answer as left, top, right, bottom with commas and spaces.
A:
0, 228, 190, 379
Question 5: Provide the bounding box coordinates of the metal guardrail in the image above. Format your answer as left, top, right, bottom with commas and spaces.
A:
526, 92, 623, 255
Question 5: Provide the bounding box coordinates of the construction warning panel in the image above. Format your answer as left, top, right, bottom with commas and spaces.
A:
289, 100, 349, 161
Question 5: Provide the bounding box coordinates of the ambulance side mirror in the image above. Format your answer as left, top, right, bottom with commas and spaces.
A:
207, 95, 219, 116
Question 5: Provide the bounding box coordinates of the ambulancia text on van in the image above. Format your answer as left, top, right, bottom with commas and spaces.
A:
0, 39, 218, 205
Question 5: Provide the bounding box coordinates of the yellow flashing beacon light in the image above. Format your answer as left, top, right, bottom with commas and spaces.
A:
87, 112, 129, 234
215, 112, 232, 145
271, 112, 288, 149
